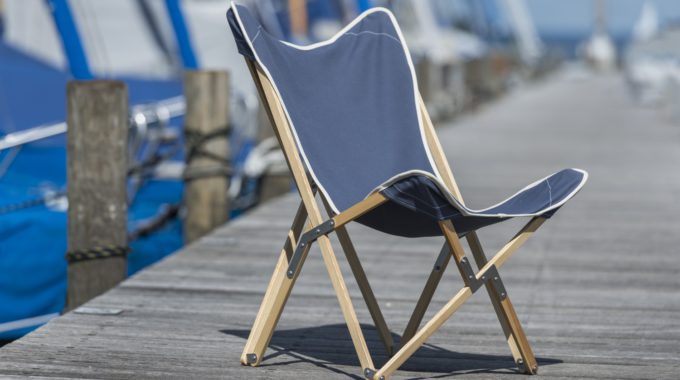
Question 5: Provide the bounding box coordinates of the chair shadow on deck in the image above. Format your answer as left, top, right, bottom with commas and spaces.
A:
222, 324, 561, 379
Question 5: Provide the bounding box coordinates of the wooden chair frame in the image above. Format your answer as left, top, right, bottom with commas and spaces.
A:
240, 59, 546, 379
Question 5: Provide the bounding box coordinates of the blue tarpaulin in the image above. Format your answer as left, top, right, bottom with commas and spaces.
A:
0, 42, 184, 339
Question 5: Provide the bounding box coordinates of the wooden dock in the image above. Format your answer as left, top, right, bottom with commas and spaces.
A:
2, 69, 679, 379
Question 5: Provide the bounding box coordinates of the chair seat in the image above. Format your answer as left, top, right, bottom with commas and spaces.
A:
356, 168, 587, 237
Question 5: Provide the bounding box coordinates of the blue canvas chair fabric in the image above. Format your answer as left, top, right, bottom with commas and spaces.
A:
228, 3, 586, 237
227, 2, 587, 379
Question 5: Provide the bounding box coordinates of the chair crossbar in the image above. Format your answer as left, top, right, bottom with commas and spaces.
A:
320, 197, 396, 356
475, 217, 545, 278
401, 244, 451, 345
287, 193, 388, 278
367, 218, 545, 379
466, 231, 528, 371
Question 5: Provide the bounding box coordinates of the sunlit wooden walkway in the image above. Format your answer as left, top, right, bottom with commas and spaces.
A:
2, 68, 679, 379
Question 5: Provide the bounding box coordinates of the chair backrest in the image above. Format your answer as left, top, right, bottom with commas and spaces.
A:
227, 2, 443, 213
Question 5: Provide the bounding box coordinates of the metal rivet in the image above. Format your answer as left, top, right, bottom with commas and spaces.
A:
494, 276, 499, 281
481, 276, 486, 281
246, 353, 257, 364
468, 275, 473, 279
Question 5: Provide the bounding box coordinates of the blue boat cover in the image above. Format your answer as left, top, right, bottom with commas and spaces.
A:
0, 41, 184, 339
227, 3, 587, 237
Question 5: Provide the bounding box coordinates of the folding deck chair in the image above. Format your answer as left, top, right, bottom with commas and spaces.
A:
227, 3, 587, 379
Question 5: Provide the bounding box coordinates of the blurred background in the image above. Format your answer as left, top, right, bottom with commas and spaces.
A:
1, 0, 679, 345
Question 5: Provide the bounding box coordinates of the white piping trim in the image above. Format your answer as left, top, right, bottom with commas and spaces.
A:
251, 26, 263, 42
371, 168, 589, 218
344, 31, 402, 45
230, 2, 442, 214
0, 313, 59, 334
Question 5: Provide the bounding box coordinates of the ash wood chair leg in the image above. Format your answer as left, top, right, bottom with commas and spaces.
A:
317, 234, 375, 371
370, 219, 545, 379
374, 286, 473, 380
241, 201, 310, 366
321, 198, 394, 356
467, 232, 538, 374
335, 225, 395, 356
374, 221, 474, 380
441, 220, 538, 375
250, 60, 376, 373
495, 291, 538, 374
400, 244, 451, 346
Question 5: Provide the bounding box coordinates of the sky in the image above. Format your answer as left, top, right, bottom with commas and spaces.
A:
526, 0, 680, 38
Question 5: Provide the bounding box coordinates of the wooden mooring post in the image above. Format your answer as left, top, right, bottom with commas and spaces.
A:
183, 71, 230, 243
66, 81, 128, 311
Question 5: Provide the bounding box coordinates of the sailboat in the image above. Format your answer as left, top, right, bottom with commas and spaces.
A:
581, 0, 616, 71
624, 0, 680, 117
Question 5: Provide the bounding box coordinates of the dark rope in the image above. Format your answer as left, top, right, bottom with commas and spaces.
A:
184, 126, 232, 163
182, 166, 233, 182
128, 153, 165, 176
65, 245, 130, 263
128, 204, 180, 241
128, 142, 182, 177
183, 125, 233, 181
0, 191, 66, 215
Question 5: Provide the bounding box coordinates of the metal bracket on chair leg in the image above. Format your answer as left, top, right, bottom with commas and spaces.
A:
286, 219, 336, 278
364, 368, 383, 380
459, 257, 507, 300
433, 245, 450, 271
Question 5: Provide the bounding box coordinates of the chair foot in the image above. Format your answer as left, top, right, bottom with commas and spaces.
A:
364, 368, 384, 380
517, 358, 538, 375
240, 353, 258, 366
